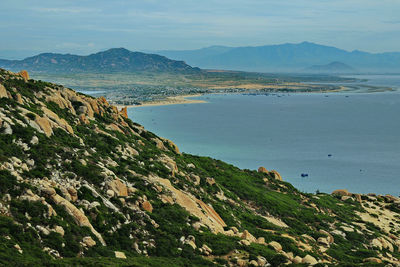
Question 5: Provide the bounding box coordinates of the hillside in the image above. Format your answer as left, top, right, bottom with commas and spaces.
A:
0, 48, 200, 74
158, 42, 400, 72
0, 68, 400, 266
305, 62, 355, 73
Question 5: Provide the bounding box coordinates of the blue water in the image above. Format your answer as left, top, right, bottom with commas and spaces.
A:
128, 75, 400, 196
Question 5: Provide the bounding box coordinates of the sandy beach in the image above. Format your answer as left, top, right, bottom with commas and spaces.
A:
114, 94, 207, 109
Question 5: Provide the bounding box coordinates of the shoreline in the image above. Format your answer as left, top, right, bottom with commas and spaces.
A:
114, 94, 207, 109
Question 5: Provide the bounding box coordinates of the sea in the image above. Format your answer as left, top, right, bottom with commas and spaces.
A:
128, 75, 400, 196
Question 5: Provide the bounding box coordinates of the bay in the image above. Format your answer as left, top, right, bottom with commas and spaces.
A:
128, 75, 400, 196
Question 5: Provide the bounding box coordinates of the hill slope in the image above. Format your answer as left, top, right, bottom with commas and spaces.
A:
0, 48, 200, 73
0, 69, 400, 266
158, 42, 400, 72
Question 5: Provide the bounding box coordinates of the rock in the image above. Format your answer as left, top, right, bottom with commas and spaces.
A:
0, 83, 7, 98
354, 193, 362, 203
249, 260, 258, 266
107, 178, 128, 197
240, 239, 251, 246
258, 166, 268, 173
120, 107, 128, 118
363, 257, 382, 263
187, 163, 195, 168
36, 225, 50, 235
54, 226, 65, 236
341, 196, 353, 201
67, 187, 78, 202
201, 244, 212, 254
317, 237, 330, 247
319, 229, 334, 244
14, 244, 23, 254
237, 259, 247, 267
378, 237, 394, 252
241, 230, 256, 243
79, 114, 89, 124
190, 174, 201, 185
141, 201, 153, 213
332, 189, 351, 196
302, 255, 318, 265
30, 136, 39, 145
3, 122, 12, 134
231, 227, 239, 234
257, 256, 267, 266
48, 193, 106, 246
114, 251, 126, 259
268, 241, 282, 252
257, 237, 265, 244
42, 187, 56, 196
83, 236, 96, 247
19, 70, 29, 81
164, 138, 180, 154
269, 170, 282, 181
106, 189, 115, 198
35, 116, 53, 137
206, 177, 216, 186
15, 93, 23, 104
293, 256, 302, 264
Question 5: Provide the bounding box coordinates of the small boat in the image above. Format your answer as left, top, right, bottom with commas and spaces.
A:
301, 173, 309, 177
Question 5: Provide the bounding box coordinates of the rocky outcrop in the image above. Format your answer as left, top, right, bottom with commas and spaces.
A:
269, 170, 282, 181
41, 187, 106, 246
106, 178, 128, 197
18, 70, 29, 81
0, 83, 7, 98
35, 116, 53, 137
258, 167, 268, 173
141, 201, 153, 213
332, 189, 351, 196
120, 107, 128, 118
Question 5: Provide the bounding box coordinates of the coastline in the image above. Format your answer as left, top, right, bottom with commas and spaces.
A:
114, 94, 207, 109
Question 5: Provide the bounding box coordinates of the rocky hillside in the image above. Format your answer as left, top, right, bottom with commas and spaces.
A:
0, 48, 200, 73
0, 68, 400, 266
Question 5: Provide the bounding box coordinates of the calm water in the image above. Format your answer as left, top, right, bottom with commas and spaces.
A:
128, 76, 400, 196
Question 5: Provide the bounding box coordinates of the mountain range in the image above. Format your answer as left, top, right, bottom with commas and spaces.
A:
0, 48, 199, 73
158, 42, 400, 73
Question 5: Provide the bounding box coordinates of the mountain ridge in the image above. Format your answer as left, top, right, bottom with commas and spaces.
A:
157, 42, 400, 72
0, 48, 200, 74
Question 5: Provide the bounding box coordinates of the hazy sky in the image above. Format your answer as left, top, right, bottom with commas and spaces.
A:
1, 0, 399, 58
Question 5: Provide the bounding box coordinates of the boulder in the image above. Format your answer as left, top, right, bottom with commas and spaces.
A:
67, 187, 78, 202
79, 114, 89, 124
107, 178, 128, 197
293, 256, 302, 264
370, 238, 383, 250
317, 237, 330, 247
54, 226, 65, 236
249, 260, 258, 266
241, 230, 256, 243
114, 251, 126, 259
319, 229, 334, 244
332, 189, 351, 196
83, 236, 96, 247
120, 107, 128, 118
363, 257, 382, 264
19, 70, 29, 81
302, 255, 318, 265
268, 241, 282, 252
258, 167, 268, 173
0, 83, 7, 98
240, 239, 251, 246
206, 177, 216, 186
15, 93, 23, 104
35, 116, 53, 137
257, 237, 265, 244
141, 201, 153, 213
269, 170, 282, 181
106, 189, 115, 198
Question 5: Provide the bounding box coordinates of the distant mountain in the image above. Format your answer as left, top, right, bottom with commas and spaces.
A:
305, 61, 355, 73
157, 42, 400, 72
0, 48, 200, 73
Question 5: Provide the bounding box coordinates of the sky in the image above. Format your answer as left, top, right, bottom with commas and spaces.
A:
0, 0, 399, 59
